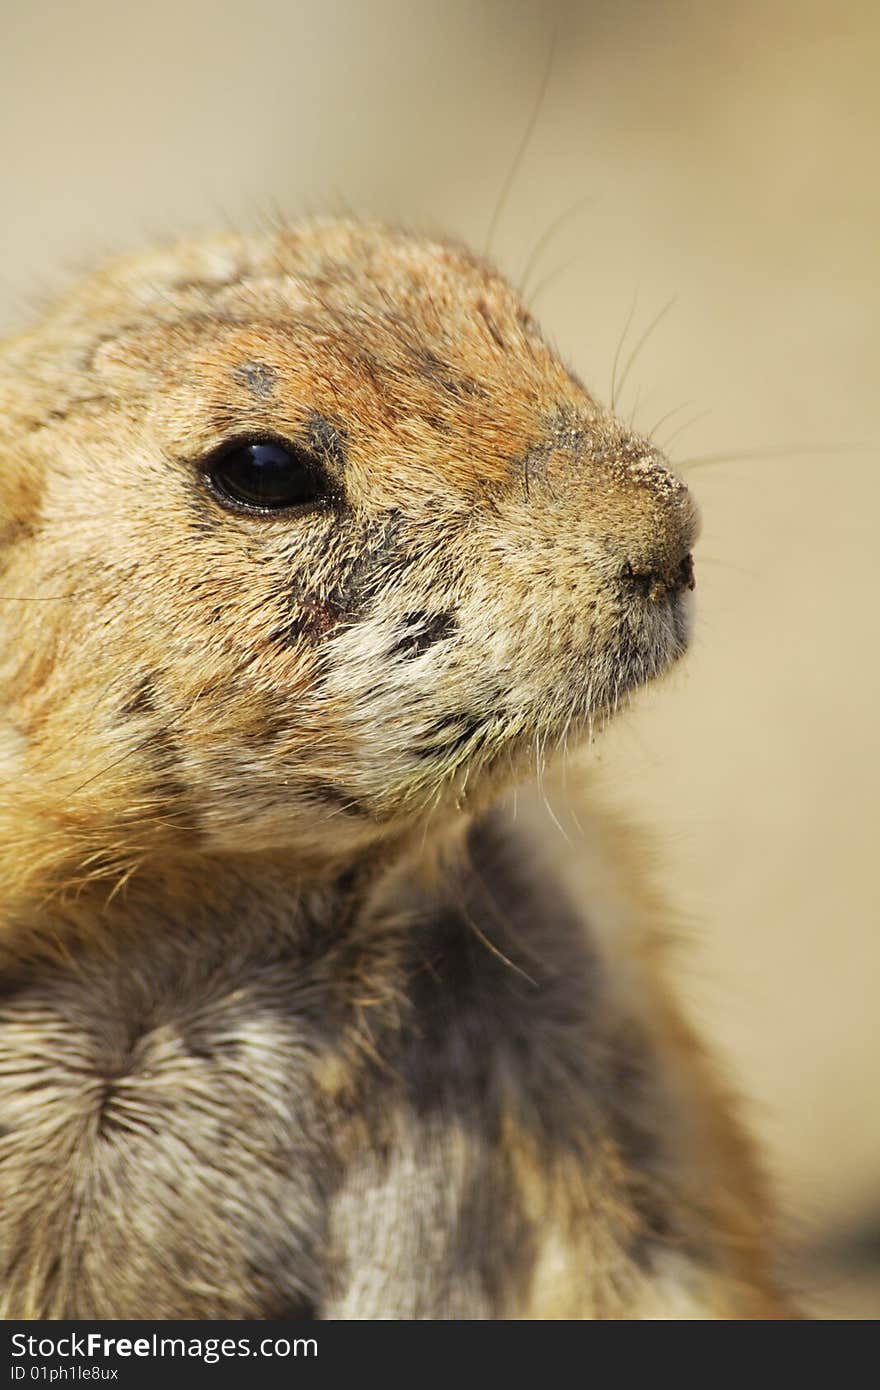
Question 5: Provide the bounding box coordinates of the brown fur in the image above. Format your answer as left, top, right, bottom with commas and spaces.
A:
0, 220, 792, 1317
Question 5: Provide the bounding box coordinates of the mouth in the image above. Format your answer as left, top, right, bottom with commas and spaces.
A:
571, 570, 695, 728
377, 552, 698, 811
621, 577, 694, 687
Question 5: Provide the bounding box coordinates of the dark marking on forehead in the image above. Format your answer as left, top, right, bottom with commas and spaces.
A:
389, 610, 458, 660
232, 360, 278, 398
307, 411, 348, 470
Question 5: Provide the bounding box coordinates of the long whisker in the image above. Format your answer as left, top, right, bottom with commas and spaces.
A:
614, 295, 677, 413
518, 195, 592, 298
678, 444, 858, 474
629, 384, 644, 430
648, 401, 693, 443
697, 556, 760, 578
660, 408, 712, 453
485, 27, 558, 258
527, 255, 585, 309
610, 290, 638, 414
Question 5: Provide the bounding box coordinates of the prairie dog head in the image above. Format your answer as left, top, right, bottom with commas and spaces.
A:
0, 220, 697, 883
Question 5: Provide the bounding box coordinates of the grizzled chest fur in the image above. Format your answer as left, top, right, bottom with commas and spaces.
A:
0, 824, 686, 1320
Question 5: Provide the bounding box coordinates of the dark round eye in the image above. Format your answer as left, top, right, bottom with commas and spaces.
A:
204, 439, 326, 513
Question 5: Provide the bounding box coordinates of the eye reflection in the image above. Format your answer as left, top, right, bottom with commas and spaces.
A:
204, 439, 326, 512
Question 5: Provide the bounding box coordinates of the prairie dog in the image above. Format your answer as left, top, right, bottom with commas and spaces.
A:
0, 220, 791, 1318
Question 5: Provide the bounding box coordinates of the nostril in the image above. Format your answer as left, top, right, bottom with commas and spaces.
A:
676, 552, 696, 592
622, 552, 696, 602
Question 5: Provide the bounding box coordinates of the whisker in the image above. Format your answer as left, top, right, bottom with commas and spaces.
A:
485, 26, 558, 258
526, 255, 585, 309
614, 295, 678, 413
647, 401, 694, 443
660, 408, 712, 454
679, 444, 858, 474
610, 289, 638, 414
518, 195, 592, 298
696, 556, 760, 579
629, 384, 644, 430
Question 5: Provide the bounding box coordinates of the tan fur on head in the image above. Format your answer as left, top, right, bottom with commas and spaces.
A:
0, 220, 695, 923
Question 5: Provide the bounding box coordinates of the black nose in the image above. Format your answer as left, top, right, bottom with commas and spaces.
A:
623, 551, 695, 602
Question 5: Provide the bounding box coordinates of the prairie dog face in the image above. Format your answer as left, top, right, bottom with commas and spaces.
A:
0, 220, 697, 870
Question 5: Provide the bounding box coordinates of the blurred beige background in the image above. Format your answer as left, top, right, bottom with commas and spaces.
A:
2, 0, 877, 1317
